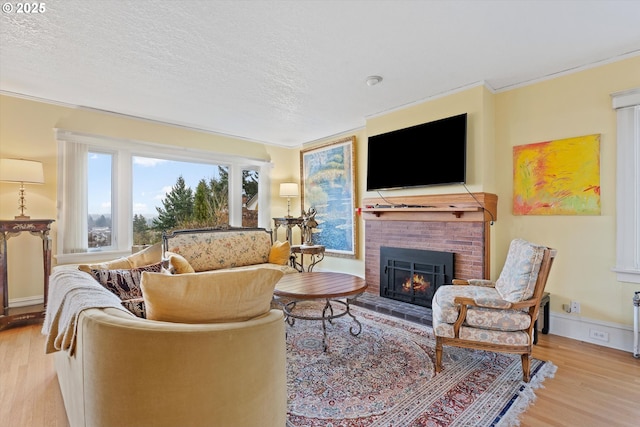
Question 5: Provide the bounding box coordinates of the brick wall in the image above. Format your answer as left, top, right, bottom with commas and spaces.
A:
365, 220, 485, 295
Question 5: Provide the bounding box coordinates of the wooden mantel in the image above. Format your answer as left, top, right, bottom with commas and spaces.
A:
360, 192, 497, 222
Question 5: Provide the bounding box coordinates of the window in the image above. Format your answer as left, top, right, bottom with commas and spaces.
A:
132, 157, 229, 245
242, 169, 259, 227
612, 88, 640, 283
56, 129, 273, 264
88, 152, 113, 249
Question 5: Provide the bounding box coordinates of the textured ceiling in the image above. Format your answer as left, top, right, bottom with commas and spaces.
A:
1, 0, 640, 147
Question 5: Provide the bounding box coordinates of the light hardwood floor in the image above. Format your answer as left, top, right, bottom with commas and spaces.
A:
1, 323, 639, 427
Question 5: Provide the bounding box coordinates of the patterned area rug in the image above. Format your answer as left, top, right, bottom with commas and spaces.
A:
285, 301, 555, 427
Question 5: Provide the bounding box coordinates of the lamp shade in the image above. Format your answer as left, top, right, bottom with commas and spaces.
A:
279, 182, 299, 197
0, 158, 44, 184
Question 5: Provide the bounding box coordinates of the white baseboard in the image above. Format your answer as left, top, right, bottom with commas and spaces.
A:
549, 311, 637, 355
8, 295, 44, 308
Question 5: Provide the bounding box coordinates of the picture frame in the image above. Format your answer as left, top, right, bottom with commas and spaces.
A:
300, 136, 357, 258
513, 134, 601, 215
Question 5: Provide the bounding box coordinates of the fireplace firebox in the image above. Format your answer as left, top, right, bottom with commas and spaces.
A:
380, 247, 454, 308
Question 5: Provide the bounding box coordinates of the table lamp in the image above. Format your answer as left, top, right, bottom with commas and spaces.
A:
279, 182, 299, 218
0, 158, 45, 219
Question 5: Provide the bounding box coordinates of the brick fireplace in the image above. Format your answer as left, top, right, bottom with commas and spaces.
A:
361, 193, 497, 297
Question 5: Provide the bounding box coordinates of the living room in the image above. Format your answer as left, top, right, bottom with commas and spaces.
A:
1, 2, 640, 426
3, 55, 639, 351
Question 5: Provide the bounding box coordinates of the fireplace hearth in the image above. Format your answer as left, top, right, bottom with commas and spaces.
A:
380, 247, 454, 308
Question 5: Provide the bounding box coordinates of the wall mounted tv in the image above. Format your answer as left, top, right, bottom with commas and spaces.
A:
366, 113, 467, 191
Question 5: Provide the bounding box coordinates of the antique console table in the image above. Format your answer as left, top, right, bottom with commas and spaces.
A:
272, 216, 303, 245
0, 219, 54, 331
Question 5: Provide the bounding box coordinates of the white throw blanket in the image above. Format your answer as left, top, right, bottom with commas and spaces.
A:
42, 266, 134, 355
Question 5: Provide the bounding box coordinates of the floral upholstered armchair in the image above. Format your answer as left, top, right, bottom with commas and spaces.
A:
432, 239, 557, 382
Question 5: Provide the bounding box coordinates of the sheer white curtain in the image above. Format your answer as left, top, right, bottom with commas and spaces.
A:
258, 162, 274, 228
58, 140, 88, 254
612, 88, 640, 283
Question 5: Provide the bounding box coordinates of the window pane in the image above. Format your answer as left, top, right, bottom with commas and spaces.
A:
132, 157, 229, 245
88, 152, 113, 249
242, 169, 259, 227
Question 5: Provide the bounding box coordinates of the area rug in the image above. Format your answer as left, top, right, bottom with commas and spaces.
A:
285, 302, 556, 427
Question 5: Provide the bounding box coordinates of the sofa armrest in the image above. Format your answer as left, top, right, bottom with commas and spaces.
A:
54, 308, 287, 427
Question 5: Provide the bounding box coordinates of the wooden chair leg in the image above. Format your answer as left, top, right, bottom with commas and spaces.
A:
435, 338, 443, 373
521, 353, 531, 382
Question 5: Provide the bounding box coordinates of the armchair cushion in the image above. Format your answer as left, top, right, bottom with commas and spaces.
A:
495, 239, 546, 303
433, 323, 531, 346
464, 306, 532, 331
432, 285, 532, 332
433, 285, 497, 323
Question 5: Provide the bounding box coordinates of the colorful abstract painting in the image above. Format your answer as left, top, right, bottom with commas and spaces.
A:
513, 134, 600, 215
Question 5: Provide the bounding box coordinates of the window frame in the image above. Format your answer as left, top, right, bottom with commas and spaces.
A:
55, 129, 273, 264
611, 88, 640, 283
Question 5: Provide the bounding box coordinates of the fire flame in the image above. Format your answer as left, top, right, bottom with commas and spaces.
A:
402, 274, 430, 293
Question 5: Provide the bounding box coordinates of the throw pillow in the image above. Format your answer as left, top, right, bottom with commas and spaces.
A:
127, 243, 163, 267
495, 239, 546, 303
141, 268, 284, 323
121, 298, 146, 318
78, 243, 163, 273
78, 257, 131, 273
89, 262, 163, 317
268, 241, 291, 265
165, 251, 195, 274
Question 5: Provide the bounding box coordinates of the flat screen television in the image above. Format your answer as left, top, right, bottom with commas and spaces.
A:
366, 113, 467, 191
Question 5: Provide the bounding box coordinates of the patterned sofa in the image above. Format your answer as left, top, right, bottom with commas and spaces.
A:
162, 227, 297, 274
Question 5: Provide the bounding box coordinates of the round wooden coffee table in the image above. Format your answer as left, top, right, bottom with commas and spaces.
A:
274, 272, 367, 351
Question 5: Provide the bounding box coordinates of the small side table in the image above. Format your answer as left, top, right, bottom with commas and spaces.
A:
0, 219, 54, 331
290, 245, 325, 272
533, 292, 550, 345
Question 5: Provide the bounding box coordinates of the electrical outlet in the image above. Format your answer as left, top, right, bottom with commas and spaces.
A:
589, 329, 609, 342
570, 300, 580, 313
